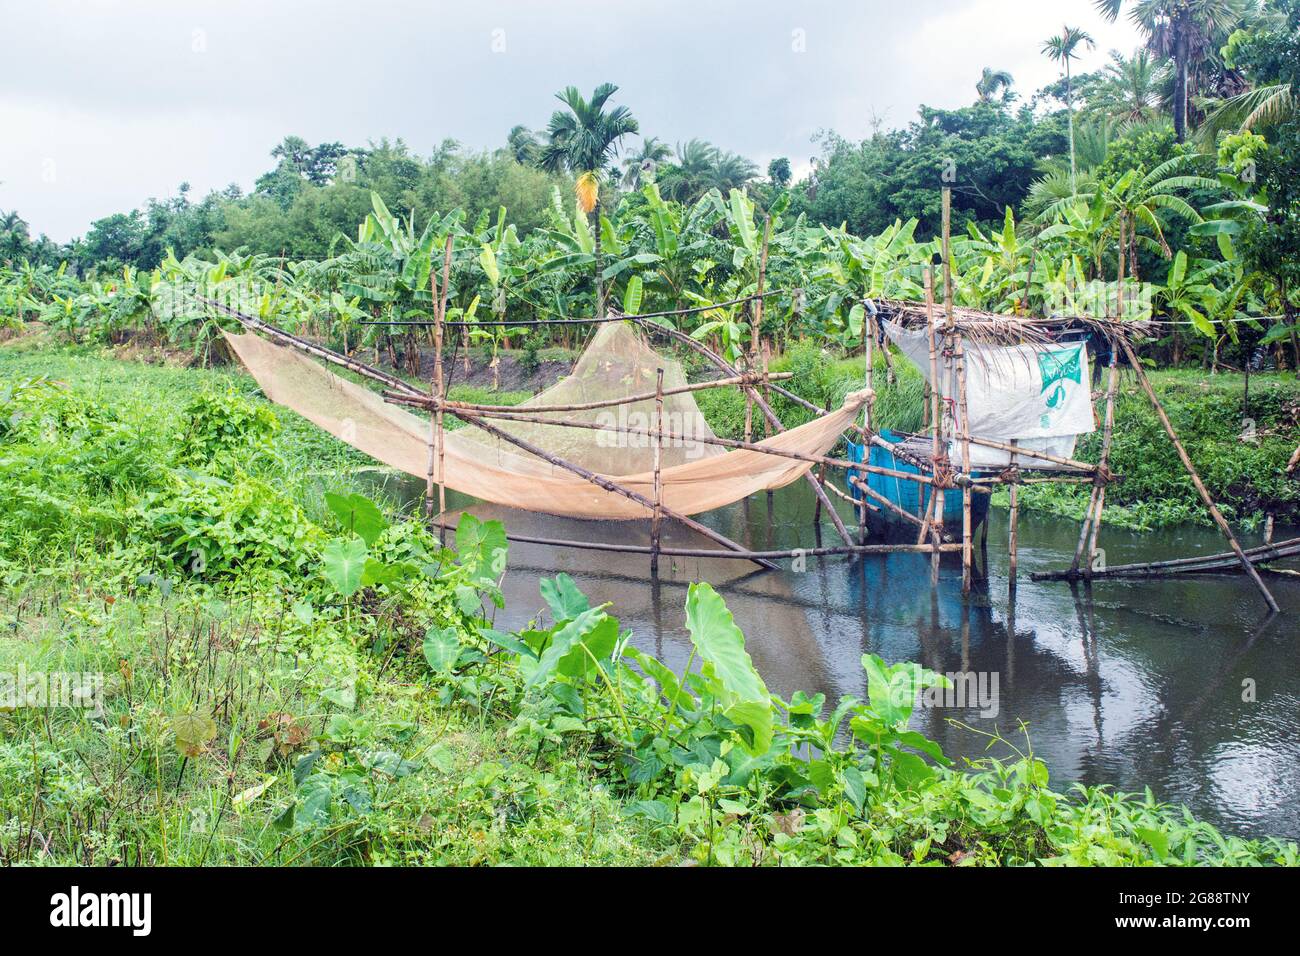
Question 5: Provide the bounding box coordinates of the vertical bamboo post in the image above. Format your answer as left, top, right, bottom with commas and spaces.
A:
860, 305, 875, 543
433, 236, 453, 541
1120, 339, 1280, 613
942, 188, 973, 594
1085, 217, 1127, 574
923, 267, 944, 585
1008, 439, 1020, 591
745, 215, 772, 446
651, 367, 664, 575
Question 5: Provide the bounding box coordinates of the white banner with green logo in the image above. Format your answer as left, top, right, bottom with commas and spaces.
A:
884, 322, 1095, 468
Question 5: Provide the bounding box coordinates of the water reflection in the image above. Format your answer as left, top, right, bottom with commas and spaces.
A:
382, 474, 1300, 841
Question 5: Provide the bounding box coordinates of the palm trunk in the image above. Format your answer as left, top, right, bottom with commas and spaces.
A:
1174, 34, 1189, 143
1067, 63, 1077, 192
593, 197, 604, 317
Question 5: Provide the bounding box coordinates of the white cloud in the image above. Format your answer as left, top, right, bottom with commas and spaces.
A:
0, 0, 1145, 243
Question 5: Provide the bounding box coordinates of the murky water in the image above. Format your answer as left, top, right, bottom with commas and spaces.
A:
377, 474, 1300, 841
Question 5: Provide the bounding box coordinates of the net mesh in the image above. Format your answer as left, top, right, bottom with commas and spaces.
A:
223, 325, 868, 519
453, 322, 724, 474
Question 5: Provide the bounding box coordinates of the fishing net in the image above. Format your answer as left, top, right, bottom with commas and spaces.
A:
223, 323, 868, 519
451, 322, 724, 474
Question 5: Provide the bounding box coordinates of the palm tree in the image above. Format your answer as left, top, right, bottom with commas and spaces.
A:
1043, 26, 1097, 194
0, 210, 32, 266
1096, 49, 1165, 121
506, 125, 541, 165
621, 136, 671, 189
975, 68, 1015, 104
657, 140, 722, 203
537, 83, 639, 316
1095, 0, 1244, 142
656, 140, 758, 204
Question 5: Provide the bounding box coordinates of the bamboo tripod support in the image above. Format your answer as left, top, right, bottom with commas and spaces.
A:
1119, 340, 1279, 613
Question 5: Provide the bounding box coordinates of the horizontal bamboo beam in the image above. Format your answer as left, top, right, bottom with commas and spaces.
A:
383, 372, 792, 414
428, 521, 962, 561
954, 433, 1101, 473
1031, 536, 1300, 582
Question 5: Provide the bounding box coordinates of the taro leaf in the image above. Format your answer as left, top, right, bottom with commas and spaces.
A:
890, 750, 935, 792
321, 535, 367, 598
291, 599, 314, 626
172, 712, 217, 758
555, 613, 619, 680
479, 626, 537, 660
362, 558, 416, 589
540, 572, 589, 623
423, 626, 463, 674
626, 647, 692, 712
525, 605, 610, 691
862, 654, 948, 731
685, 583, 767, 702
455, 514, 508, 585
684, 583, 772, 755
623, 799, 673, 826
324, 491, 388, 546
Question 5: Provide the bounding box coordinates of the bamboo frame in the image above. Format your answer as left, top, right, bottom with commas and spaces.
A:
651, 367, 664, 575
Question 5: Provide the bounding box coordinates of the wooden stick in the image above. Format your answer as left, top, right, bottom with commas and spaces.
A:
427, 521, 963, 560
651, 367, 664, 575
435, 236, 453, 530
446, 407, 780, 571
745, 216, 772, 446
943, 189, 974, 595
634, 316, 856, 546
1119, 339, 1280, 612
922, 268, 944, 584
388, 372, 792, 414
860, 306, 875, 543
1033, 536, 1300, 581
388, 402, 932, 480
1008, 439, 1020, 589
957, 434, 1098, 473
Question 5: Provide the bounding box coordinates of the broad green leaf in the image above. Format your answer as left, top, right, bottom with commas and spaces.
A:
321, 535, 367, 598
172, 712, 217, 758
540, 573, 589, 623
526, 605, 610, 690
622, 274, 643, 315
423, 626, 462, 674
685, 583, 767, 702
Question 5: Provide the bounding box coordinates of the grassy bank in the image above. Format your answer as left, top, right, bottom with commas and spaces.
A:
2, 344, 1297, 866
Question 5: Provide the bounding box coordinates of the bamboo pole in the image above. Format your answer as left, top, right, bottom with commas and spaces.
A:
942, 188, 974, 594
1085, 218, 1128, 573
427, 522, 963, 561
1033, 536, 1300, 581
445, 407, 781, 571
923, 268, 944, 584
860, 306, 875, 543
634, 316, 856, 546
651, 367, 664, 575
389, 372, 792, 415
745, 216, 772, 446
389, 402, 936, 481
1119, 339, 1280, 612
1008, 439, 1020, 590
434, 237, 453, 535
956, 433, 1099, 472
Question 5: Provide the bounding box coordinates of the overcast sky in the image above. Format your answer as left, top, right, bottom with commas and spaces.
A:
0, 0, 1142, 242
